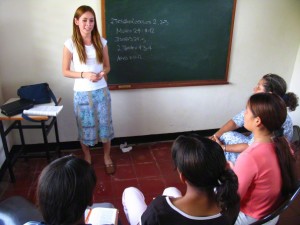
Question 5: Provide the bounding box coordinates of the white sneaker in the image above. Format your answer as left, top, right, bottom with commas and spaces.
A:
120, 142, 132, 153
121, 146, 132, 153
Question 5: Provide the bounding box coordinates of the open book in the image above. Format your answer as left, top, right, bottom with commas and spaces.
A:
85, 207, 118, 225
23, 105, 63, 116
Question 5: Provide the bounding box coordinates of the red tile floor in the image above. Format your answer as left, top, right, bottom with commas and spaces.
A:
0, 141, 300, 225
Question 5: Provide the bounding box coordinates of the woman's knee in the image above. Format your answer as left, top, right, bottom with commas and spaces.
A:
122, 187, 146, 207
162, 187, 182, 198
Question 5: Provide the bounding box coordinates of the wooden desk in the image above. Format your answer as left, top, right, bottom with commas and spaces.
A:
0, 98, 62, 182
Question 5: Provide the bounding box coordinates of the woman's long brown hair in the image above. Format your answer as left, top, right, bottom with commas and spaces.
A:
72, 5, 103, 64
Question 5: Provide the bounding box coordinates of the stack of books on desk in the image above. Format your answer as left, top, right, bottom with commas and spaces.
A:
23, 105, 63, 116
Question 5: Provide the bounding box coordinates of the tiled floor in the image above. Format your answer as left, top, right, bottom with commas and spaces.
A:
0, 141, 299, 225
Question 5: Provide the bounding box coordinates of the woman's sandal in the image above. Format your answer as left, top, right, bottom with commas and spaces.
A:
105, 163, 116, 175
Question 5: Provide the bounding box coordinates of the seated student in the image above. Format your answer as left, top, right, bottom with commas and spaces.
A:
231, 93, 298, 225
24, 155, 118, 225
211, 73, 298, 163
122, 135, 240, 225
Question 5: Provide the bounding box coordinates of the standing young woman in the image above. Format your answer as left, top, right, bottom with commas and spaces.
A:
62, 5, 115, 174
212, 73, 298, 163
232, 93, 297, 225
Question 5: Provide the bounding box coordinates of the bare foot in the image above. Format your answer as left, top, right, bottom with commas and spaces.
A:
104, 154, 112, 166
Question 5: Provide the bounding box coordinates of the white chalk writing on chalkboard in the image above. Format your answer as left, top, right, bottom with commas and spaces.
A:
110, 17, 169, 62
110, 18, 169, 26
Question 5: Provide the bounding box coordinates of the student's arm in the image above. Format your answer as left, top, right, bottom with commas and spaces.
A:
211, 110, 245, 141
224, 143, 249, 153
212, 119, 239, 140
214, 136, 249, 153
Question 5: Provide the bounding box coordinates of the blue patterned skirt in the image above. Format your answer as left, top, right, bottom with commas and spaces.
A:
74, 87, 114, 146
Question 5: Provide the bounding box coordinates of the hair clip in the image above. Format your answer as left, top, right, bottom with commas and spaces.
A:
214, 187, 217, 194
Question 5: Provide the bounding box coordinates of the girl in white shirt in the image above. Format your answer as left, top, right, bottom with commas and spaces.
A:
62, 5, 115, 174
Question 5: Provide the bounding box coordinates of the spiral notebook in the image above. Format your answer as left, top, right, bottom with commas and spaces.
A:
23, 105, 63, 116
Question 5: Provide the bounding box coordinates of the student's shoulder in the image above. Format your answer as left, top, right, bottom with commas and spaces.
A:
147, 195, 168, 209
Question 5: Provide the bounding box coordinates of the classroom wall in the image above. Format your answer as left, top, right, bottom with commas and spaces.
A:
0, 80, 5, 166
0, 0, 300, 162
289, 45, 300, 124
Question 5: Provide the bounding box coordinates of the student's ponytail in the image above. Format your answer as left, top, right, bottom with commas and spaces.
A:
215, 168, 239, 211
214, 168, 240, 225
272, 133, 297, 196
284, 92, 299, 112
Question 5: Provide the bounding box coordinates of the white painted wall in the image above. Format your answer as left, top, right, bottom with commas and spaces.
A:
289, 44, 300, 124
0, 0, 299, 165
0, 78, 5, 166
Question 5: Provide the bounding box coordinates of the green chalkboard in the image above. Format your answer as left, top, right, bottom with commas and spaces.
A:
102, 0, 236, 89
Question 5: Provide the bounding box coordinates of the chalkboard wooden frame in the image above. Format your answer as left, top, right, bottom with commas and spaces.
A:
102, 0, 236, 90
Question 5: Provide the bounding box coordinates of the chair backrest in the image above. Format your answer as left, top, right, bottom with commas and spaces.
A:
249, 183, 300, 225
292, 125, 300, 143
0, 196, 43, 225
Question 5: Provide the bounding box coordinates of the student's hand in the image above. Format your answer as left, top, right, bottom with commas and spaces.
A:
227, 160, 234, 169
213, 135, 227, 152
213, 135, 222, 145
209, 135, 217, 142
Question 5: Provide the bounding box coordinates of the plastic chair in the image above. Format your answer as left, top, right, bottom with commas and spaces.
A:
249, 183, 300, 225
292, 125, 300, 143
0, 196, 43, 225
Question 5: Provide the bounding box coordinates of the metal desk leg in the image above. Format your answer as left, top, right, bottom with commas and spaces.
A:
54, 118, 61, 157
0, 121, 16, 182
41, 121, 50, 161
17, 121, 27, 159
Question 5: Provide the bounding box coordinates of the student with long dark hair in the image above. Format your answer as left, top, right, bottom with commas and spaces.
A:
233, 93, 298, 225
122, 135, 240, 225
212, 73, 298, 163
24, 155, 118, 225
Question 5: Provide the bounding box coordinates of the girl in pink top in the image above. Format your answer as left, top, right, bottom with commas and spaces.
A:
233, 93, 297, 225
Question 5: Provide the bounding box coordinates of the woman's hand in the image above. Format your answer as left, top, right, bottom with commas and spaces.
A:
83, 72, 104, 82
213, 135, 222, 145
97, 71, 106, 81
227, 160, 234, 169
209, 135, 218, 142
213, 135, 227, 152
